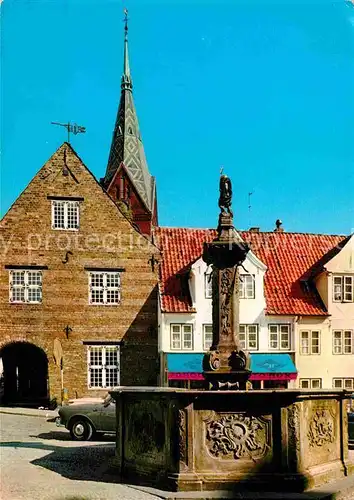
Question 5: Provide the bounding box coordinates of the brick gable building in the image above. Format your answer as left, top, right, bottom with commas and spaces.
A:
0, 139, 159, 407
0, 17, 160, 407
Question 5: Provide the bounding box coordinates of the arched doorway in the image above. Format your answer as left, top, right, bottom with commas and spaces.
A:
0, 342, 49, 407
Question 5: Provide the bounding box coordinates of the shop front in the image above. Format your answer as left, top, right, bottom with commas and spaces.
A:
163, 352, 297, 389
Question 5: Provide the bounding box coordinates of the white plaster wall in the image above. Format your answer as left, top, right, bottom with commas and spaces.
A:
294, 316, 354, 389
158, 236, 354, 390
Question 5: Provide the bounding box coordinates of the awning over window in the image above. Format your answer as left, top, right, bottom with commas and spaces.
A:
166, 352, 297, 381
167, 353, 203, 380
249, 353, 297, 381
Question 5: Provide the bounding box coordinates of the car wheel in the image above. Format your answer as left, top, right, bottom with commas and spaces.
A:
69, 418, 94, 441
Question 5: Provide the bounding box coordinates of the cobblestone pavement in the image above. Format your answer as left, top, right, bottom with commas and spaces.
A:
0, 413, 160, 500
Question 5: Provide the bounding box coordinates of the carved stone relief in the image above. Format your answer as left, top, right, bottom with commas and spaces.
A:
178, 409, 187, 469
307, 409, 335, 447
219, 267, 235, 340
287, 403, 300, 468
205, 412, 270, 460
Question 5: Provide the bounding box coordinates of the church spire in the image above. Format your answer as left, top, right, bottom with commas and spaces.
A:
121, 8, 132, 91
103, 9, 157, 234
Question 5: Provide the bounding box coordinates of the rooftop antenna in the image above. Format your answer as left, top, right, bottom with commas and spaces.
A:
51, 121, 86, 143
248, 191, 254, 227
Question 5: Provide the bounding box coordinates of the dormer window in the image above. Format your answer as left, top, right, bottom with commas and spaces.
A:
51, 199, 80, 230
333, 275, 353, 302
239, 274, 255, 299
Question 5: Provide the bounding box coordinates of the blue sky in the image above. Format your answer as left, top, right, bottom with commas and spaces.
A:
1, 0, 354, 234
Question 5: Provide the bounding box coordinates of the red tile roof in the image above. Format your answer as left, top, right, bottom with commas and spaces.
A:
155, 227, 347, 316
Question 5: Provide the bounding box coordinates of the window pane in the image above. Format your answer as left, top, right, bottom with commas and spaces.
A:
12, 271, 25, 285
107, 273, 120, 288
239, 333, 246, 350
27, 271, 41, 286
333, 379, 343, 389
269, 325, 278, 334
300, 380, 309, 389
105, 368, 119, 387
11, 287, 25, 302
344, 277, 353, 301
205, 273, 213, 298
344, 379, 353, 390
301, 332, 309, 354
344, 331, 353, 354
53, 201, 65, 229
106, 289, 120, 304
105, 347, 118, 366
280, 330, 289, 349
183, 325, 192, 333
311, 332, 320, 354
67, 202, 79, 229
28, 287, 42, 303
172, 325, 181, 333
89, 368, 102, 387
91, 290, 104, 303
204, 325, 213, 350
90, 347, 102, 365
248, 334, 257, 349
90, 273, 104, 288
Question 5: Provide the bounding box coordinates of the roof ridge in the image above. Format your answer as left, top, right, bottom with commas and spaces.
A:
157, 226, 347, 238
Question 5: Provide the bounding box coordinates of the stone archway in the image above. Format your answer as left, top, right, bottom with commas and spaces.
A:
0, 342, 49, 407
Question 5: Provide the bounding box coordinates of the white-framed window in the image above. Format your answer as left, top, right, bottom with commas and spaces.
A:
239, 274, 255, 299
203, 324, 213, 350
333, 330, 353, 354
333, 275, 353, 302
87, 345, 120, 388
300, 330, 320, 355
9, 270, 42, 304
205, 272, 213, 299
170, 324, 193, 350
268, 324, 291, 350
300, 378, 322, 389
333, 378, 354, 391
239, 324, 259, 351
89, 272, 121, 305
51, 200, 80, 230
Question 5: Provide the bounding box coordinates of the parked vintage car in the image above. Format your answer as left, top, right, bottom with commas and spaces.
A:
56, 394, 116, 440
349, 412, 354, 448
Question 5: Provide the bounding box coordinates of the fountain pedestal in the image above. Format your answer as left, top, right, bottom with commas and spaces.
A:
202, 212, 251, 390
110, 387, 354, 493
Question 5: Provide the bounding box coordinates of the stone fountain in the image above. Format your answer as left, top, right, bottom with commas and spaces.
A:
110, 174, 354, 495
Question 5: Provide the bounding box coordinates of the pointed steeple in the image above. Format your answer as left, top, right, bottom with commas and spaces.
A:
103, 9, 156, 219
121, 8, 132, 91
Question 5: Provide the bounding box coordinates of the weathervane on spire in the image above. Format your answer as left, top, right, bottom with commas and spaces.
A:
51, 121, 86, 143
124, 8, 128, 38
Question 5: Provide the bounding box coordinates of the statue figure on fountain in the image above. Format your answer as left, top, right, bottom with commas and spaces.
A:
218, 174, 233, 217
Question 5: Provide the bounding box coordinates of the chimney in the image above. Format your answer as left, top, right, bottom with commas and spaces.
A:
274, 219, 284, 232
249, 227, 260, 233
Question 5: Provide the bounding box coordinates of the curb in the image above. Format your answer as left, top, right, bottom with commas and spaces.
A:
0, 407, 58, 419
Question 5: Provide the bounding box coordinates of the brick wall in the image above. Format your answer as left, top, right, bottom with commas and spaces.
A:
0, 143, 160, 403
